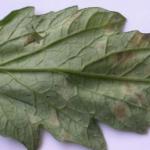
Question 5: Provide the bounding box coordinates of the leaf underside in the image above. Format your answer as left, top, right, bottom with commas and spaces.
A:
0, 6, 149, 150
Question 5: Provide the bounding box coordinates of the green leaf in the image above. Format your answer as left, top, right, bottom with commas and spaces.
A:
0, 6, 149, 150
69, 31, 150, 133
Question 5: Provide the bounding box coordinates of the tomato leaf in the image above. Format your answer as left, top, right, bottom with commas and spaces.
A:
0, 6, 149, 150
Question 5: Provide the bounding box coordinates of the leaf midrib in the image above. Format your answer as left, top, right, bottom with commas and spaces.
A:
0, 67, 149, 83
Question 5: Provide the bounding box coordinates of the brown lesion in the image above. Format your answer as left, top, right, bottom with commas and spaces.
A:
24, 32, 43, 46
142, 33, 150, 40
130, 32, 143, 46
116, 51, 134, 63
113, 102, 128, 120
24, 35, 36, 46
130, 32, 150, 47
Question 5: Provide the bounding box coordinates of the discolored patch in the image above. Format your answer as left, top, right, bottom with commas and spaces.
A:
135, 93, 146, 106
130, 32, 143, 46
24, 34, 36, 46
112, 102, 129, 120
125, 82, 131, 93
116, 51, 134, 63
24, 33, 43, 46
142, 33, 150, 40
59, 129, 74, 142
123, 83, 139, 96
47, 109, 60, 127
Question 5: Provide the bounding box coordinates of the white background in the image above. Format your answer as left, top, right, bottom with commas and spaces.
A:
0, 1, 150, 150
